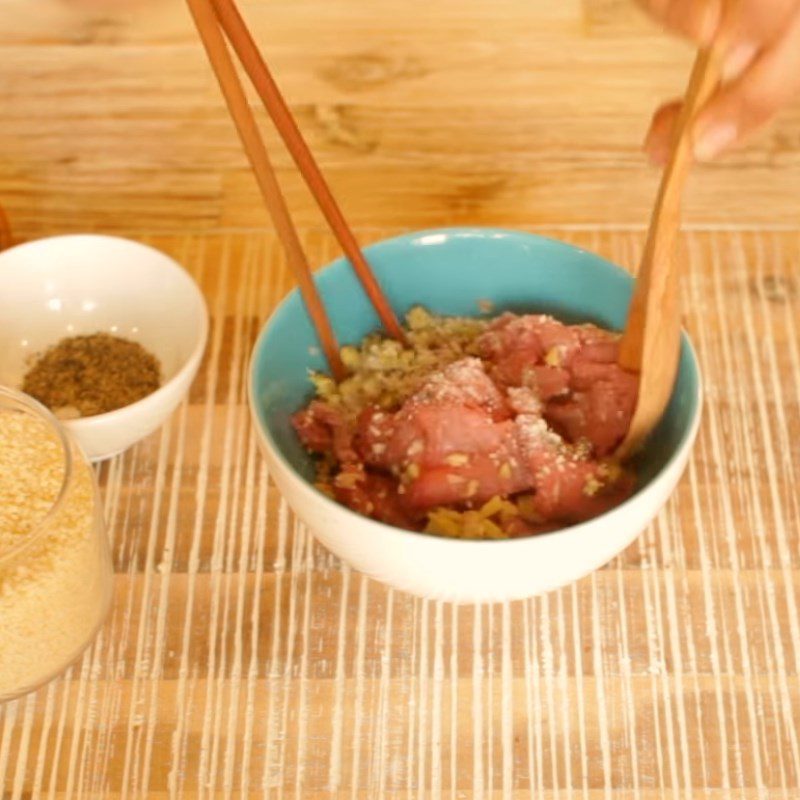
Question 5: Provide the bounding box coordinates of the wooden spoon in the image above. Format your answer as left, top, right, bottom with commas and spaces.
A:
616, 47, 722, 460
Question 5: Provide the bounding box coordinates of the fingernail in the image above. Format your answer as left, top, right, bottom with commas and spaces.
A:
694, 123, 737, 161
722, 42, 757, 82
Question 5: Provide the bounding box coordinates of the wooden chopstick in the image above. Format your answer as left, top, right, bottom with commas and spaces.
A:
186, 0, 346, 380
209, 0, 406, 344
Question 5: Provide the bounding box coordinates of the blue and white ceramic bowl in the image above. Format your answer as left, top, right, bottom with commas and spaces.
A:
248, 228, 701, 602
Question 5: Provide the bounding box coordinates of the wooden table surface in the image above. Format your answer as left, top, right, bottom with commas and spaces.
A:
2, 1, 800, 797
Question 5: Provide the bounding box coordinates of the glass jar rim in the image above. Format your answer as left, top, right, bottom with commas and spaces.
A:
0, 386, 74, 567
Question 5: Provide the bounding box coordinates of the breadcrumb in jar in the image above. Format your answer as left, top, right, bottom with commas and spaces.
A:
0, 408, 110, 699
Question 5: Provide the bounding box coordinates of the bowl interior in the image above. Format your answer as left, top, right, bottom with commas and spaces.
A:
251, 228, 700, 497
0, 235, 206, 390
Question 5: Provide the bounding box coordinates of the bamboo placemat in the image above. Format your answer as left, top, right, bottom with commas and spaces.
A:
1, 227, 799, 798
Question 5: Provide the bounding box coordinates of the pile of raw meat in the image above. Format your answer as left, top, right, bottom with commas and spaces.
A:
292, 312, 639, 538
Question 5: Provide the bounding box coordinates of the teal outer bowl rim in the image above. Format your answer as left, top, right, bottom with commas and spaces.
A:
248, 226, 703, 545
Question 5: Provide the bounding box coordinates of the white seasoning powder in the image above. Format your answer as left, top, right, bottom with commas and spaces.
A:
0, 410, 109, 699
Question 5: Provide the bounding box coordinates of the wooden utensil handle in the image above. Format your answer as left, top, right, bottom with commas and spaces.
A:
619, 46, 722, 371
654, 46, 723, 216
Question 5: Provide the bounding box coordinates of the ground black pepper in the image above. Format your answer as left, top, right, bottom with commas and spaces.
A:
22, 333, 162, 418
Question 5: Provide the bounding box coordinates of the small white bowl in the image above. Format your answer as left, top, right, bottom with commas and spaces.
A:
0, 234, 208, 461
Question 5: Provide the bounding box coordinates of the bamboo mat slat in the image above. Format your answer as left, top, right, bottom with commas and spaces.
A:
1, 227, 799, 797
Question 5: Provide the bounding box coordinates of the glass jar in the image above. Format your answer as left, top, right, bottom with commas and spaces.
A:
0, 387, 113, 702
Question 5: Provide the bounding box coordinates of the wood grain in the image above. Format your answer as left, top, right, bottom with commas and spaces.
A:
2, 0, 800, 237
2, 1, 800, 796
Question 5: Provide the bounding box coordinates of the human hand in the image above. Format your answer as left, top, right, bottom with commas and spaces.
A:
637, 0, 800, 163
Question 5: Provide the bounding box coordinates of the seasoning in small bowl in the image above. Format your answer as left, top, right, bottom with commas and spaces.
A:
0, 234, 209, 460
21, 332, 162, 420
